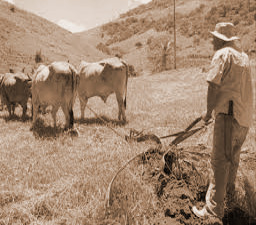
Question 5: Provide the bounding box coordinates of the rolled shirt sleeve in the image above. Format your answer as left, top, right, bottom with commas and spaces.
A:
207, 51, 229, 86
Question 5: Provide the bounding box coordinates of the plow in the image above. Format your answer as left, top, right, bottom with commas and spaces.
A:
85, 105, 256, 224
104, 117, 217, 224
103, 116, 256, 225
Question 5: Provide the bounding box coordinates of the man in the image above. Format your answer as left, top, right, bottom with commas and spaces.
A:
192, 22, 253, 221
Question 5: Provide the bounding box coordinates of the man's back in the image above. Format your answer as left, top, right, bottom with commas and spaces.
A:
207, 46, 253, 127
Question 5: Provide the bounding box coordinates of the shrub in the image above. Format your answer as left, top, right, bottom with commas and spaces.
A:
96, 42, 111, 55
35, 50, 43, 63
209, 6, 218, 15
233, 18, 240, 25
199, 3, 205, 10
9, 68, 14, 73
135, 42, 143, 48
147, 37, 152, 45
10, 6, 15, 12
193, 36, 200, 46
111, 46, 125, 58
128, 64, 137, 77
245, 18, 254, 26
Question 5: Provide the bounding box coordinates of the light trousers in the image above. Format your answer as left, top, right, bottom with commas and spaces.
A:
205, 114, 249, 218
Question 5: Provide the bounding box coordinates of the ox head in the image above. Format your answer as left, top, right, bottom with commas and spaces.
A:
100, 62, 113, 71
99, 63, 114, 81
23, 73, 33, 97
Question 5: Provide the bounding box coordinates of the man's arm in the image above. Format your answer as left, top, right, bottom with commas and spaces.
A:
203, 81, 219, 122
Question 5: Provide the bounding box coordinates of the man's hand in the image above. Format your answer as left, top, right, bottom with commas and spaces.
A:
202, 111, 212, 123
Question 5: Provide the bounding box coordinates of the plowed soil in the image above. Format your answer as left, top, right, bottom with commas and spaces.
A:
105, 144, 256, 225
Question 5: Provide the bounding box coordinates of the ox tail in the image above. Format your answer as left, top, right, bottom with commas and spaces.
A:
69, 107, 74, 129
122, 61, 129, 110
69, 65, 77, 129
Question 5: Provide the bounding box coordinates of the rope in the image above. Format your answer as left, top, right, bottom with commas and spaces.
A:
85, 105, 210, 146
85, 105, 127, 141
105, 151, 146, 209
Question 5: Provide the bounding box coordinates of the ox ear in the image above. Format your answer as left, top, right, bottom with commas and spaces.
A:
27, 73, 33, 81
26, 80, 32, 88
99, 62, 105, 67
101, 63, 113, 71
100, 62, 113, 69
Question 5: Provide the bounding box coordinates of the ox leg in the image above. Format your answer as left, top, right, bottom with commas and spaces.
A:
7, 103, 12, 117
61, 103, 72, 130
0, 97, 3, 111
69, 108, 74, 129
79, 96, 88, 120
12, 104, 17, 116
21, 102, 27, 120
116, 93, 126, 122
51, 106, 58, 128
32, 103, 39, 126
11, 104, 15, 116
69, 100, 74, 129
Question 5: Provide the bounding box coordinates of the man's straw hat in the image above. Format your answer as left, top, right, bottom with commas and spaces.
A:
210, 22, 239, 42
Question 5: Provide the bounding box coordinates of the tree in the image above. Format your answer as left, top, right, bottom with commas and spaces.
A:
147, 34, 172, 72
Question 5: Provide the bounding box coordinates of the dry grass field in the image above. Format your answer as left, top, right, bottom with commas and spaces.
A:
0, 60, 255, 224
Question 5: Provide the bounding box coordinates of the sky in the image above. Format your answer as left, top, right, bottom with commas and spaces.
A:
3, 0, 152, 33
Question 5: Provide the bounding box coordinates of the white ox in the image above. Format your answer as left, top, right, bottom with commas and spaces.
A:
32, 62, 78, 130
78, 57, 128, 122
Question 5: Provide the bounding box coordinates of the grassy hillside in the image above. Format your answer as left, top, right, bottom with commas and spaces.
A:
77, 0, 256, 74
1, 0, 255, 75
0, 0, 106, 74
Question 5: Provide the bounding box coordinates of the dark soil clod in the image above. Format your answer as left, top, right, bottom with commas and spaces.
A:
107, 144, 255, 225
223, 207, 256, 225
165, 208, 176, 218
180, 208, 191, 220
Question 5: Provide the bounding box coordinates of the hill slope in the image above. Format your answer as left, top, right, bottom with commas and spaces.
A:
0, 0, 106, 73
77, 0, 256, 74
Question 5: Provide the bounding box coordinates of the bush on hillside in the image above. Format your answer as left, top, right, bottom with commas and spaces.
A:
180, 0, 256, 40
35, 50, 43, 63
193, 36, 200, 47
101, 0, 256, 54
102, 16, 154, 45
102, 13, 174, 45
151, 0, 170, 9
111, 46, 125, 58
128, 64, 137, 77
96, 42, 111, 55
153, 15, 174, 33
10, 5, 15, 12
135, 42, 143, 48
